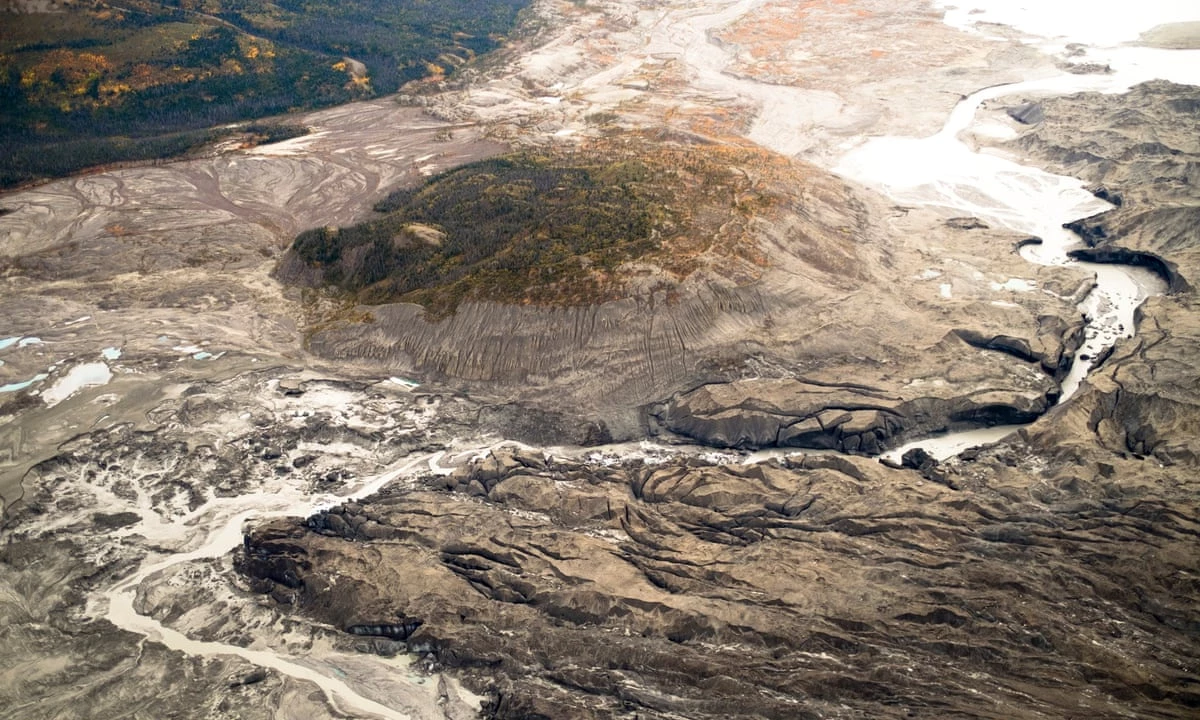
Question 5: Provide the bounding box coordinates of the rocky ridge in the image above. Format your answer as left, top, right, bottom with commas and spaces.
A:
237, 442, 1200, 719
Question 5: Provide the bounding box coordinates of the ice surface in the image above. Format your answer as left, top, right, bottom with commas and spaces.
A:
42, 362, 113, 407
937, 0, 1200, 48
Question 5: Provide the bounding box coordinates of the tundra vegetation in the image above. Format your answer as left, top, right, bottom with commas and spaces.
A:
0, 0, 530, 187
288, 142, 784, 316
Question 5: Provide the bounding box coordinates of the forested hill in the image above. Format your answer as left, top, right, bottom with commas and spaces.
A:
0, 0, 531, 189
283, 142, 784, 317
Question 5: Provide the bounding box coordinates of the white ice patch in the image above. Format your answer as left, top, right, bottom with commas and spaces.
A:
389, 376, 420, 390
991, 278, 1036, 292
916, 268, 943, 280
42, 362, 113, 407
940, 283, 953, 299
102, 347, 122, 360
0, 337, 18, 351
278, 383, 359, 413
935, 0, 1200, 48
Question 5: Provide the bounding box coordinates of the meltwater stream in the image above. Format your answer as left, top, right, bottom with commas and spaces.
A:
837, 47, 1200, 460
97, 451, 478, 720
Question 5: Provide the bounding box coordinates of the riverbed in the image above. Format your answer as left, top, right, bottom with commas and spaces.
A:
839, 7, 1200, 461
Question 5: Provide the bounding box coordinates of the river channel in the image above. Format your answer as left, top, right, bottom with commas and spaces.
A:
835, 17, 1200, 461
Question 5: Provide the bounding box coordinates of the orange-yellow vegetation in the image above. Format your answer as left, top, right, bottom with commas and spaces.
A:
573, 135, 793, 286
27, 50, 114, 86
716, 0, 879, 71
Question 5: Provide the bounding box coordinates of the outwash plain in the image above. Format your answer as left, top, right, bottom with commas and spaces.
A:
2, 1, 1200, 718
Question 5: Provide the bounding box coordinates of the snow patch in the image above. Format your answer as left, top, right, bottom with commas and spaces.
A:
991, 278, 1037, 292
42, 362, 113, 407
389, 376, 420, 390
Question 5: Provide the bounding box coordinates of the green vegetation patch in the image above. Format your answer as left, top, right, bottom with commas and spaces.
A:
0, 0, 530, 188
292, 152, 673, 315
289, 143, 782, 316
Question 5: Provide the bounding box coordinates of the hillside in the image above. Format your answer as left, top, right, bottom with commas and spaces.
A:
0, 0, 529, 187
281, 141, 782, 316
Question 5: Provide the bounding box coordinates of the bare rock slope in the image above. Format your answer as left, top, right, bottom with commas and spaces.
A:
240, 444, 1200, 719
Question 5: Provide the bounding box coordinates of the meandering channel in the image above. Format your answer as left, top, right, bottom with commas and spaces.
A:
99, 452, 473, 720
835, 45, 1200, 461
